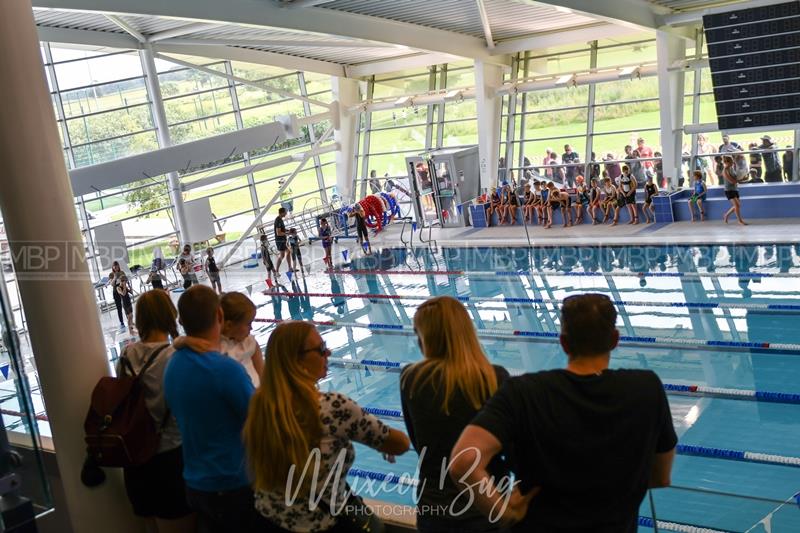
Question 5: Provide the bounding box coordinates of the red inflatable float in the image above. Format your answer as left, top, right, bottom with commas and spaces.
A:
358, 195, 386, 232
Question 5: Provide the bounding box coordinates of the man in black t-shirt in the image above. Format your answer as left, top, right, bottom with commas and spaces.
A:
561, 144, 580, 188
273, 207, 292, 275
451, 294, 677, 532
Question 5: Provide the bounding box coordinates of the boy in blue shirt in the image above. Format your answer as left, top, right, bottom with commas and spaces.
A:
164, 285, 256, 533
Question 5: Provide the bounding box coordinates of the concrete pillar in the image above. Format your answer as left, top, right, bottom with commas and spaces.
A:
139, 45, 190, 244
331, 77, 360, 203
656, 31, 687, 190
475, 60, 504, 190
0, 3, 140, 532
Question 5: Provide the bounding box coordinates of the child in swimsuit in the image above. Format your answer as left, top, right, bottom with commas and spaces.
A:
523, 183, 535, 224
538, 182, 548, 226
574, 175, 589, 224
505, 183, 520, 225
688, 170, 707, 222
544, 182, 560, 229
643, 176, 658, 223
487, 187, 501, 226
601, 177, 619, 225
589, 178, 602, 225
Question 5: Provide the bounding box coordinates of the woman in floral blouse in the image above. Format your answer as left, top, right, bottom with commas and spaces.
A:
244, 321, 410, 532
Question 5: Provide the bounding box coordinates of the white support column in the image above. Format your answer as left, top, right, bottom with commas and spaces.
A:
0, 3, 140, 532
475, 60, 504, 190
332, 76, 360, 203
139, 45, 190, 244
656, 30, 686, 190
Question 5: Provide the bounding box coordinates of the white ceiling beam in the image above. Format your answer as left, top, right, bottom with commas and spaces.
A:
157, 37, 398, 49
281, 0, 339, 7
522, 0, 694, 40
475, 0, 495, 49
104, 14, 145, 43
147, 22, 220, 43
36, 25, 140, 49
491, 22, 641, 55
153, 43, 346, 77
660, 0, 789, 26
345, 53, 465, 78
31, 0, 504, 64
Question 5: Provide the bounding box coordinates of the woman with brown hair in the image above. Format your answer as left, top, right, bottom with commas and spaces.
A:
400, 296, 510, 533
244, 321, 410, 532
116, 289, 196, 533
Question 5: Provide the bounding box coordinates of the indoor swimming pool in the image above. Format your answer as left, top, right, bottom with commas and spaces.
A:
250, 243, 800, 533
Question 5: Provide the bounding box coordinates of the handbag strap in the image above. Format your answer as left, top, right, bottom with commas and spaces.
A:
119, 344, 170, 379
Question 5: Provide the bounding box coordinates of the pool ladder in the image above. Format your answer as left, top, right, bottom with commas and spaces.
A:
418, 221, 438, 251
399, 217, 414, 249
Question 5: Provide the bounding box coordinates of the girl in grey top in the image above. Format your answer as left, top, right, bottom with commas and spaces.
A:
114, 290, 194, 529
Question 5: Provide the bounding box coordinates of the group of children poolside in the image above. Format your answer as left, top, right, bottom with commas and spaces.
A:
487, 166, 661, 228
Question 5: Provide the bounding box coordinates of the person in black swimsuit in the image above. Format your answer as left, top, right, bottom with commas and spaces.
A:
274, 207, 292, 275
506, 184, 520, 225
487, 187, 501, 226
643, 176, 658, 224
350, 204, 372, 254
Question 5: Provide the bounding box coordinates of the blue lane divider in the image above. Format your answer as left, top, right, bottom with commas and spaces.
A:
360, 403, 800, 468
262, 290, 800, 313
637, 516, 732, 533
256, 317, 800, 353
329, 358, 800, 406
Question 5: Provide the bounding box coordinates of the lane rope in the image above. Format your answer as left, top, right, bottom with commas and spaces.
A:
360, 406, 800, 468
326, 357, 800, 406
264, 291, 800, 312
330, 268, 797, 279
254, 317, 800, 353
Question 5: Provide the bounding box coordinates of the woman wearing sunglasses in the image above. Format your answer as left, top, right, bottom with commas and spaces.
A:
244, 321, 410, 533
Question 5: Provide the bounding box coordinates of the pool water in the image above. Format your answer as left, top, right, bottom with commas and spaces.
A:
250, 244, 800, 532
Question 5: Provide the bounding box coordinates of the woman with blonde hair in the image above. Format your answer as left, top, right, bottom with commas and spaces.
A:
400, 296, 510, 532
244, 321, 410, 533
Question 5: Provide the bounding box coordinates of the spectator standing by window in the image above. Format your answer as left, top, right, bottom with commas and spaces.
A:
498, 157, 508, 184
368, 170, 382, 194
654, 151, 664, 188
636, 137, 654, 178
562, 144, 580, 188
450, 294, 677, 532
783, 147, 793, 182
749, 142, 762, 179
278, 179, 294, 216
588, 152, 601, 181
541, 148, 552, 178
629, 149, 646, 183
604, 153, 621, 183
550, 152, 564, 183
760, 136, 782, 183
696, 134, 714, 182
718, 133, 742, 154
